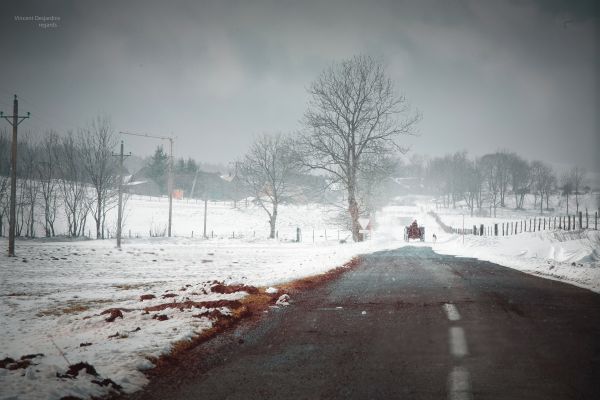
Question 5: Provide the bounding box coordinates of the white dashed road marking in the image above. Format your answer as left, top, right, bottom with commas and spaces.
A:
443, 303, 461, 321
449, 326, 469, 357
448, 366, 473, 400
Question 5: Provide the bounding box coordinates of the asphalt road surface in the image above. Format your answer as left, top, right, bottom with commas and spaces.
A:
124, 247, 600, 400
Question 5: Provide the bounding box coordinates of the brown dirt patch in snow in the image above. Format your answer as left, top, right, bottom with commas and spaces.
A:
143, 299, 243, 313
102, 308, 124, 322
133, 257, 361, 378
36, 304, 89, 317
152, 314, 169, 321
211, 282, 259, 295
139, 294, 156, 301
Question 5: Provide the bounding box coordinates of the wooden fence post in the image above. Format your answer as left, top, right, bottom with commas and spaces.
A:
595, 211, 598, 230
494, 223, 498, 236
567, 215, 571, 230
578, 211, 583, 230
585, 209, 588, 229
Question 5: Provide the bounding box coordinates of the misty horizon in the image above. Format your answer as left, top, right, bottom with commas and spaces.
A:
0, 0, 598, 180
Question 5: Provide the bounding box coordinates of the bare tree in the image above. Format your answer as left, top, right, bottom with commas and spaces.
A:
238, 133, 294, 239
459, 156, 483, 217
571, 166, 586, 215
18, 133, 40, 237
57, 132, 91, 237
560, 172, 574, 215
80, 116, 118, 239
507, 153, 529, 209
480, 153, 502, 217
0, 130, 10, 236
299, 55, 420, 241
496, 151, 511, 208
530, 161, 555, 214
37, 131, 61, 236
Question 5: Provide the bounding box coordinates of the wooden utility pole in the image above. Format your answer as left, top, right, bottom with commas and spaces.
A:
0, 95, 30, 257
119, 131, 175, 237
203, 197, 208, 239
167, 137, 173, 237
112, 140, 131, 249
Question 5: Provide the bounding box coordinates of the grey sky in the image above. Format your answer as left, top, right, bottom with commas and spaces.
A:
0, 0, 598, 176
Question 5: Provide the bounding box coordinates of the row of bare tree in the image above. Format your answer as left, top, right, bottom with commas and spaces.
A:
0, 116, 120, 238
424, 151, 588, 217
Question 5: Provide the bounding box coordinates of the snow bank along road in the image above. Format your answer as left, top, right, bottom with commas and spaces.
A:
120, 246, 600, 400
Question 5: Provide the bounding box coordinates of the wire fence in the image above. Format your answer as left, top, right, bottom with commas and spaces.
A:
429, 209, 599, 237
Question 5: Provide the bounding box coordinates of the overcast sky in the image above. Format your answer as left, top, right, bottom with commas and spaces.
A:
1, 0, 598, 177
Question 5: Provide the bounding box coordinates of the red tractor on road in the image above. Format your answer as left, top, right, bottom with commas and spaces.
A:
404, 220, 425, 242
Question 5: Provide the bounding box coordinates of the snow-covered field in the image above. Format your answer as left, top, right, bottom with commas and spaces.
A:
419, 194, 600, 294
1, 197, 411, 400
1, 194, 598, 400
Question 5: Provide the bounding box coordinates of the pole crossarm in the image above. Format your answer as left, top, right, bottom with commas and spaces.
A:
0, 115, 30, 126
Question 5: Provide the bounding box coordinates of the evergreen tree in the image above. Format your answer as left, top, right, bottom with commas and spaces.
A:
147, 145, 168, 193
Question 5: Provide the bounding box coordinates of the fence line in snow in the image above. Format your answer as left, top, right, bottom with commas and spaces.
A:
429, 209, 599, 237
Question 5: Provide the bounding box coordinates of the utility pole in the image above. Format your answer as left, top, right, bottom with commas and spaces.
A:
189, 166, 200, 198
119, 131, 175, 237
167, 136, 173, 237
112, 140, 131, 249
0, 95, 30, 257
203, 196, 208, 239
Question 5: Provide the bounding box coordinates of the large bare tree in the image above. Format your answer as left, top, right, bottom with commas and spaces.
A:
238, 133, 294, 239
299, 55, 420, 241
80, 116, 118, 239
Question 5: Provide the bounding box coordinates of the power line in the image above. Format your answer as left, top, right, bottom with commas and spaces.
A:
119, 130, 175, 237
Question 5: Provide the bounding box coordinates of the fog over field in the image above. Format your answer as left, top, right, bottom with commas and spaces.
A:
0, 0, 597, 178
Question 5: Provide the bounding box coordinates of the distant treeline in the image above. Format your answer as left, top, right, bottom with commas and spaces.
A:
398, 151, 591, 217
0, 122, 330, 239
